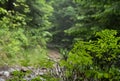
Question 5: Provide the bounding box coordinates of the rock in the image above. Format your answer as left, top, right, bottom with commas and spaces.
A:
0, 71, 4, 76
8, 68, 15, 72
21, 67, 29, 72
3, 71, 10, 77
0, 78, 5, 81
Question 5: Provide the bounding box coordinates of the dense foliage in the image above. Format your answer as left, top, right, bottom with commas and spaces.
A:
60, 30, 120, 81
0, 0, 120, 80
0, 0, 51, 65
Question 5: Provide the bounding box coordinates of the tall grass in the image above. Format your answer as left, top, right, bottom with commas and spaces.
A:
0, 45, 49, 67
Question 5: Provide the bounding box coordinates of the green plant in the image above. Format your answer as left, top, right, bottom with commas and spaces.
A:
60, 29, 120, 81
0, 0, 52, 66
7, 71, 27, 81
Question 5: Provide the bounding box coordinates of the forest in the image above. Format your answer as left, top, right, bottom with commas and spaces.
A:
0, 0, 120, 81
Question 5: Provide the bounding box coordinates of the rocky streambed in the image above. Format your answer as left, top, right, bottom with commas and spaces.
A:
0, 50, 62, 81
0, 65, 48, 81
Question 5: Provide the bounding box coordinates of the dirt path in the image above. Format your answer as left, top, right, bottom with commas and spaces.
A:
47, 49, 61, 61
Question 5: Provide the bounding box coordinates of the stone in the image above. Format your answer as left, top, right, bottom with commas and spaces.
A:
0, 78, 5, 81
3, 71, 10, 77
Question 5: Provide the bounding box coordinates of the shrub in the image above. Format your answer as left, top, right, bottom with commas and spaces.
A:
60, 29, 120, 81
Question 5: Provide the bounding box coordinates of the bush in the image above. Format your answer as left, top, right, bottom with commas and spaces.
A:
60, 29, 120, 81
0, 7, 51, 66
